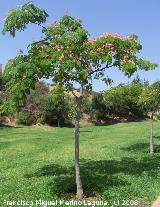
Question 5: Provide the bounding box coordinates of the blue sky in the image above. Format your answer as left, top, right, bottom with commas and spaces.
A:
0, 0, 160, 91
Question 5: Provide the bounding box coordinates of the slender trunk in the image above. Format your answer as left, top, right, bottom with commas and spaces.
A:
150, 112, 154, 154
75, 86, 83, 199
58, 119, 61, 127
15, 111, 19, 126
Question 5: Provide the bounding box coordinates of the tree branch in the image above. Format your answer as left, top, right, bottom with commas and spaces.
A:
91, 63, 115, 74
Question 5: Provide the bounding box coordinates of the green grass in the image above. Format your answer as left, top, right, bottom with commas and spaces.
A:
0, 121, 160, 206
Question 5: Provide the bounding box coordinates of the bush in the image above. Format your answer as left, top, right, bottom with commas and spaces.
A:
103, 83, 143, 119
20, 81, 49, 124
42, 85, 69, 127
18, 112, 36, 125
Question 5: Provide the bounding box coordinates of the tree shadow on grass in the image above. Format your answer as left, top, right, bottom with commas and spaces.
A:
121, 143, 160, 153
93, 117, 145, 126
24, 156, 160, 198
79, 130, 92, 133
154, 135, 160, 139
0, 124, 23, 129
25, 164, 69, 178
0, 141, 13, 150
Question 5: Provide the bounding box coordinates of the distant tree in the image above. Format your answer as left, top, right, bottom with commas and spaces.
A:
1, 2, 157, 198
139, 83, 160, 153
132, 74, 149, 86
0, 73, 9, 114
2, 2, 48, 125
103, 83, 143, 119
91, 92, 106, 121
42, 85, 69, 127
20, 81, 49, 124
82, 92, 106, 122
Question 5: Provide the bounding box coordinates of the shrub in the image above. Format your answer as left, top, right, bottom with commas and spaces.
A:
18, 112, 36, 125
42, 85, 69, 127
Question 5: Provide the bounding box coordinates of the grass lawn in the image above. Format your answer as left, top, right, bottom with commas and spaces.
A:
0, 120, 160, 207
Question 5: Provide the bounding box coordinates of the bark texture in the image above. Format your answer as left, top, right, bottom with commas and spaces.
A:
15, 111, 19, 126
150, 112, 154, 154
74, 86, 83, 199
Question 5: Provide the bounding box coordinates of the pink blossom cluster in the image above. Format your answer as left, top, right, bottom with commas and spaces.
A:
123, 56, 134, 64
88, 38, 96, 43
19, 48, 23, 54
105, 43, 113, 47
59, 54, 64, 61
125, 36, 138, 42
54, 34, 61, 38
88, 33, 138, 45
99, 32, 121, 39
50, 43, 66, 52
96, 48, 103, 52
50, 42, 56, 47
108, 51, 115, 56
38, 44, 46, 50
90, 46, 116, 57
60, 45, 65, 50
67, 27, 73, 32
50, 21, 60, 28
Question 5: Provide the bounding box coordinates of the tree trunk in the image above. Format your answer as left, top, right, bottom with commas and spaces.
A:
150, 112, 154, 154
75, 86, 83, 199
58, 119, 61, 127
15, 111, 19, 126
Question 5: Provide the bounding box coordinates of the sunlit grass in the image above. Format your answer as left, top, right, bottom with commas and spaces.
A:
0, 120, 160, 206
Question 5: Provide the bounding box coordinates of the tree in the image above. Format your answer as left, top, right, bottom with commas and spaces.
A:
1, 2, 157, 199
91, 92, 106, 122
42, 85, 69, 127
139, 83, 160, 153
20, 81, 49, 125
2, 2, 48, 125
103, 83, 143, 120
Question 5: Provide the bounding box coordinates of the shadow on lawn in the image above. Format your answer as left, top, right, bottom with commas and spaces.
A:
93, 117, 145, 126
121, 142, 160, 153
155, 135, 160, 139
0, 124, 23, 129
25, 156, 160, 197
0, 141, 13, 150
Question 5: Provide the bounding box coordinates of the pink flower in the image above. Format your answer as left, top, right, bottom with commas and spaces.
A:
108, 51, 115, 56
60, 45, 65, 50
97, 48, 103, 52
50, 20, 60, 27
106, 43, 113, 47
59, 54, 64, 61
88, 38, 96, 43
19, 49, 23, 54
50, 42, 56, 47
54, 34, 61, 38
38, 44, 46, 50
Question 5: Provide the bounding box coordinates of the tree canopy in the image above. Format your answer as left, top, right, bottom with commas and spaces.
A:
2, 1, 48, 37
1, 14, 157, 114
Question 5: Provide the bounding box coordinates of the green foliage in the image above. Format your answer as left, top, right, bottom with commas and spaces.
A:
0, 74, 9, 115
103, 83, 143, 118
2, 1, 48, 37
18, 113, 32, 125
139, 81, 160, 113
82, 92, 107, 122
91, 92, 106, 121
82, 97, 92, 116
1, 55, 39, 114
20, 81, 49, 124
68, 100, 76, 121
1, 4, 157, 119
42, 85, 69, 126
0, 121, 160, 205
